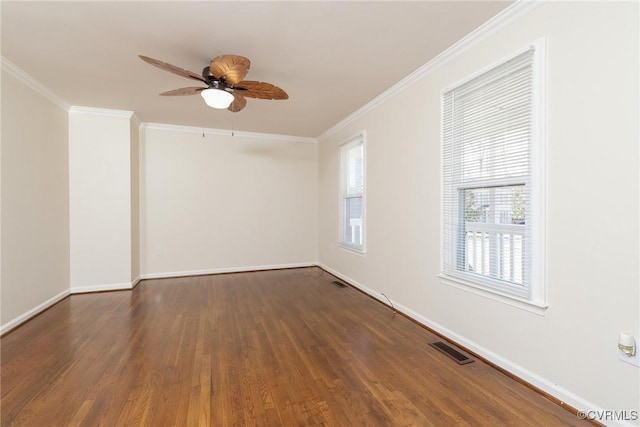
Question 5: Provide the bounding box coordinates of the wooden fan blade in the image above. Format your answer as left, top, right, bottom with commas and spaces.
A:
210, 55, 250, 85
139, 55, 206, 82
228, 93, 247, 113
160, 87, 206, 96
235, 81, 288, 100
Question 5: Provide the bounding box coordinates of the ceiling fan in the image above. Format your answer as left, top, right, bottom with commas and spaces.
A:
139, 54, 288, 112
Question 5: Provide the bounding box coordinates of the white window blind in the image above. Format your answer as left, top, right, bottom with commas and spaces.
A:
442, 47, 540, 300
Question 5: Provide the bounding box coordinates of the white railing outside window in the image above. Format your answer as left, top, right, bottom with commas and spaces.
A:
464, 222, 524, 285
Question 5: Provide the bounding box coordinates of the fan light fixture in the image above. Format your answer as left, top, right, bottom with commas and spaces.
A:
201, 88, 234, 109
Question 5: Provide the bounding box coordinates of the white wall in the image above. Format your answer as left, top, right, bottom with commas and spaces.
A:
69, 109, 136, 291
1, 69, 70, 327
141, 125, 317, 277
318, 1, 639, 420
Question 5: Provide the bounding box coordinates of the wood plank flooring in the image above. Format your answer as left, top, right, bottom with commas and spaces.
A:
1, 267, 588, 426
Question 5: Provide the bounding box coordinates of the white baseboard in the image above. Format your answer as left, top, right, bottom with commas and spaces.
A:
1, 289, 70, 335
314, 263, 631, 427
140, 262, 316, 280
70, 281, 134, 294
70, 276, 143, 294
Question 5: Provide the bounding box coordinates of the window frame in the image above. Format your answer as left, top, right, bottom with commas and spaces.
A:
439, 40, 547, 313
338, 131, 366, 254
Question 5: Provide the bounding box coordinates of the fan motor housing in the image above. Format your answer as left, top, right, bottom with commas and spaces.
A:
202, 67, 232, 91
201, 66, 214, 80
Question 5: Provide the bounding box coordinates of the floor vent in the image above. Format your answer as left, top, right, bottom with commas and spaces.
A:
331, 280, 347, 288
429, 341, 475, 365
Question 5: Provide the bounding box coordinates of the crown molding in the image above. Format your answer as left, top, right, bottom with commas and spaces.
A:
69, 106, 135, 119
1, 56, 71, 111
142, 122, 317, 144
318, 0, 545, 141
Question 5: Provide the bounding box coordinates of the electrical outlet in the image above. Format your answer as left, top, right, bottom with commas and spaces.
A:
618, 332, 640, 367
155, 245, 163, 256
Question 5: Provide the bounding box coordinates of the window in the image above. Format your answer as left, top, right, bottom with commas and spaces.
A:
339, 132, 365, 252
441, 42, 546, 308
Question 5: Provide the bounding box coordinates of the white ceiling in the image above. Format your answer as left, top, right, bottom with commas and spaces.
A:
1, 1, 512, 138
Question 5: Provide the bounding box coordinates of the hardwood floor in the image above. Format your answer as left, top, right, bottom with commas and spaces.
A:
2, 267, 587, 426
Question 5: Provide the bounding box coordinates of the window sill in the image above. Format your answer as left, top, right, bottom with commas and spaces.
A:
338, 243, 366, 256
438, 274, 548, 315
